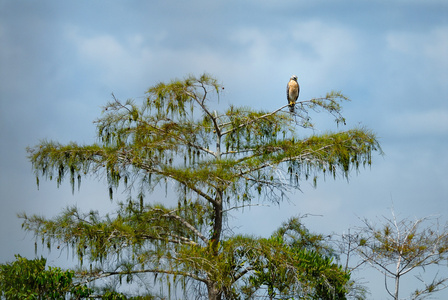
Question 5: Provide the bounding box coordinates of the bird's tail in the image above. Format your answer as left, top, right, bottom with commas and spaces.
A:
289, 103, 295, 113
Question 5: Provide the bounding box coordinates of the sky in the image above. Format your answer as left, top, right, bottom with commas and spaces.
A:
1, 0, 447, 298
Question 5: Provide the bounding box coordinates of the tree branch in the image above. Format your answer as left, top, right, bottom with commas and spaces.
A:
220, 103, 290, 137
155, 209, 209, 244
77, 267, 208, 286
117, 153, 219, 207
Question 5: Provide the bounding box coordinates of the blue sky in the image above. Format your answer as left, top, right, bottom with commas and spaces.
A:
1, 1, 447, 298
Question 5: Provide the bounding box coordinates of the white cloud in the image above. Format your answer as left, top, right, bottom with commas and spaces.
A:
224, 20, 361, 100
386, 109, 448, 137
62, 19, 362, 103
229, 20, 359, 71
423, 27, 448, 68
76, 34, 126, 63
230, 27, 278, 61
289, 20, 359, 87
291, 20, 358, 60
386, 26, 448, 84
66, 28, 155, 89
65, 27, 242, 93
386, 27, 448, 61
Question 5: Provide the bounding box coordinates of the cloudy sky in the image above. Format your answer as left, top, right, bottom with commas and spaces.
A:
1, 0, 447, 298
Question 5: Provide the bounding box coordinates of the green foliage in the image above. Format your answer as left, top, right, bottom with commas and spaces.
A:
22, 74, 381, 299
352, 213, 448, 299
20, 200, 210, 266
27, 74, 380, 204
0, 254, 92, 299
20, 205, 350, 299
241, 218, 350, 299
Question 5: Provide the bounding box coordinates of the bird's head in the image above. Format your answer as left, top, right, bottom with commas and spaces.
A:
290, 75, 298, 81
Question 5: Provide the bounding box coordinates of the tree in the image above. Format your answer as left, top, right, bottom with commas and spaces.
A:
21, 74, 381, 299
242, 217, 350, 299
0, 254, 92, 299
347, 211, 448, 299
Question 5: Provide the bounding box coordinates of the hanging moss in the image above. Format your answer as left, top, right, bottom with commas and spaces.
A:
22, 74, 381, 299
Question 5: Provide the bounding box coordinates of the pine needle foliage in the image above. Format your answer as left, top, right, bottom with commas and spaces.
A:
349, 212, 448, 300
23, 74, 381, 299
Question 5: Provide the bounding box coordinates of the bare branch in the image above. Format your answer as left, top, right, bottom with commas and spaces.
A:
349, 211, 448, 299
77, 267, 208, 286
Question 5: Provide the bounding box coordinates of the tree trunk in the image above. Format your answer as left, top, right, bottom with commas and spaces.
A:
207, 281, 222, 300
210, 189, 223, 252
394, 274, 400, 300
208, 127, 223, 299
394, 254, 402, 300
207, 197, 223, 300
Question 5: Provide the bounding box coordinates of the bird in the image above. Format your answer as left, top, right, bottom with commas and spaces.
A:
286, 75, 300, 113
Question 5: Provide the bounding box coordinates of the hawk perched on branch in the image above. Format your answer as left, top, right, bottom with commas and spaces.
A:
286, 75, 300, 113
